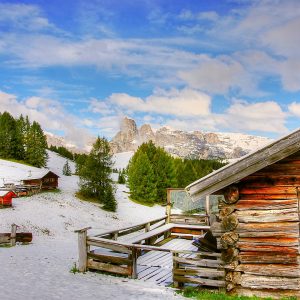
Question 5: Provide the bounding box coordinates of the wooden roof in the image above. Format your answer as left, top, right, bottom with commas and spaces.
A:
22, 170, 59, 181
186, 128, 300, 200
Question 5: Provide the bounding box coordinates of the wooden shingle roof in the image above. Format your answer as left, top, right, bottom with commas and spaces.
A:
186, 128, 300, 200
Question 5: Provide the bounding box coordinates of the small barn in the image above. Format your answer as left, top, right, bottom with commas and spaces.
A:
186, 128, 300, 298
22, 170, 59, 190
0, 191, 17, 207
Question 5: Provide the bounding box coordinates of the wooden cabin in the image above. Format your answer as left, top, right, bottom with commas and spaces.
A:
0, 191, 17, 207
186, 128, 300, 298
22, 171, 59, 190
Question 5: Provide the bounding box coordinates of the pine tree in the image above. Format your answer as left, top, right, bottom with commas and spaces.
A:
26, 121, 48, 167
117, 169, 126, 184
0, 112, 18, 159
152, 148, 176, 202
127, 151, 158, 203
63, 160, 72, 176
78, 137, 117, 212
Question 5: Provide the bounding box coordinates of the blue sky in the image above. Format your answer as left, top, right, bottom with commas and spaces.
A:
0, 0, 300, 148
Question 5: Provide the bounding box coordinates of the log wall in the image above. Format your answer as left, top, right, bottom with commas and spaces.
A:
211, 151, 300, 298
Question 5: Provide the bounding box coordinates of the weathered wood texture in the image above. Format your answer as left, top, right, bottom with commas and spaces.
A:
172, 251, 225, 288
212, 152, 300, 296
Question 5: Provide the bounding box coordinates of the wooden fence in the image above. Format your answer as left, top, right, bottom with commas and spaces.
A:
0, 224, 32, 246
75, 215, 224, 289
172, 250, 225, 288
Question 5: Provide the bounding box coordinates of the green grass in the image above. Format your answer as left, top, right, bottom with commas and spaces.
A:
75, 192, 101, 205
178, 287, 297, 300
129, 196, 165, 207
70, 262, 80, 274
0, 243, 12, 248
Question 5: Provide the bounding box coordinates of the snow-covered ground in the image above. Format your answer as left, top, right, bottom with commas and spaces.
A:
0, 151, 182, 300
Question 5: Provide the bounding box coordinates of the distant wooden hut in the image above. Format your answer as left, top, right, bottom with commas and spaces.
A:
186, 128, 300, 298
22, 170, 59, 190
0, 191, 17, 207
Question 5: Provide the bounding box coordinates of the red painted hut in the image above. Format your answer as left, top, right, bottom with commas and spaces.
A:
0, 191, 17, 207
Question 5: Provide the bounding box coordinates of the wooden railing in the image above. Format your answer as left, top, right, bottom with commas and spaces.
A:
75, 217, 209, 279
172, 250, 225, 288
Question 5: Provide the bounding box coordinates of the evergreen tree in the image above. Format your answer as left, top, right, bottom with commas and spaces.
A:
75, 153, 88, 174
127, 151, 158, 203
78, 137, 117, 212
26, 121, 48, 167
152, 148, 176, 202
117, 169, 126, 184
0, 112, 20, 159
63, 160, 72, 176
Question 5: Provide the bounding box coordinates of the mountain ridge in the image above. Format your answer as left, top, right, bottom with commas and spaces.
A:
110, 117, 271, 160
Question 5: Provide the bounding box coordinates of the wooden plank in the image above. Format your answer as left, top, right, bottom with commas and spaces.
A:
235, 199, 298, 210
87, 238, 132, 254
172, 250, 221, 257
87, 259, 130, 276
236, 209, 298, 223
87, 252, 131, 265
239, 251, 299, 264
239, 194, 297, 200
239, 186, 297, 195
77, 229, 88, 272
0, 234, 10, 244
236, 264, 300, 278
174, 256, 223, 268
240, 175, 300, 187
174, 268, 224, 278
234, 287, 300, 299
240, 274, 300, 290
94, 216, 167, 238
237, 237, 299, 247
212, 221, 299, 233
237, 245, 299, 253
10, 224, 17, 247
173, 275, 225, 287
238, 231, 299, 238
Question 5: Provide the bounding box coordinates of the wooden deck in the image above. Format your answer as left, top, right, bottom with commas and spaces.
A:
137, 238, 197, 286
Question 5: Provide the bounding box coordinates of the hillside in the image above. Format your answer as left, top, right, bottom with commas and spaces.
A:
0, 152, 180, 300
110, 117, 271, 160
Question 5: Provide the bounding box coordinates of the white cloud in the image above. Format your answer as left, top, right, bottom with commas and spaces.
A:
109, 88, 212, 117
161, 99, 288, 134
179, 56, 255, 95
0, 91, 93, 149
288, 102, 300, 117
0, 3, 58, 32
222, 100, 288, 133
88, 98, 113, 115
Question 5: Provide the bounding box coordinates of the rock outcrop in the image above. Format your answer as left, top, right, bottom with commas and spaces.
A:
110, 117, 271, 160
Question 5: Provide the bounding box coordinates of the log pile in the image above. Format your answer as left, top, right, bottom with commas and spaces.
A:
211, 151, 300, 298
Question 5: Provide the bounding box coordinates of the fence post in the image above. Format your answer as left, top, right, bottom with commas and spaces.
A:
166, 189, 172, 224
10, 224, 17, 247
75, 227, 91, 272
131, 248, 138, 279
173, 252, 179, 288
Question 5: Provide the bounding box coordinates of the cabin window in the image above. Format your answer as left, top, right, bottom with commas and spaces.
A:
208, 195, 224, 214
167, 189, 205, 215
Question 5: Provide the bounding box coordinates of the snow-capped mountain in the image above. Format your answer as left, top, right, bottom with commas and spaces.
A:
110, 117, 271, 159
45, 132, 82, 153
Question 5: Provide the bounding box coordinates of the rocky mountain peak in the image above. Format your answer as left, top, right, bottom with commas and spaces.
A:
110, 117, 271, 160
120, 117, 138, 136
139, 124, 155, 143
